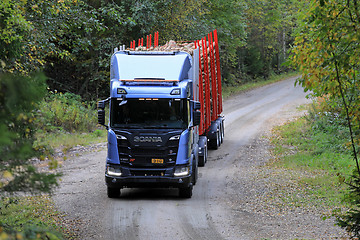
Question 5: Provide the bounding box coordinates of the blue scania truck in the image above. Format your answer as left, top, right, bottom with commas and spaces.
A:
98, 30, 224, 198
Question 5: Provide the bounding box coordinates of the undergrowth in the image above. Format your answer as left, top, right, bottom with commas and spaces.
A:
36, 91, 97, 133
33, 91, 106, 151
222, 71, 299, 99
0, 196, 67, 240
270, 98, 353, 213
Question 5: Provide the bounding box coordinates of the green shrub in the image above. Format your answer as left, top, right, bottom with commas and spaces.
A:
36, 91, 97, 133
0, 73, 59, 194
0, 196, 64, 240
270, 99, 354, 211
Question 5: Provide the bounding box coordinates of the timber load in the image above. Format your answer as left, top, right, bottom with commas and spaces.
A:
127, 30, 223, 137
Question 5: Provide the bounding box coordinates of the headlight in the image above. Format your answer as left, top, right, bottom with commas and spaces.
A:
116, 135, 127, 140
174, 166, 190, 177
169, 135, 180, 140
107, 165, 122, 177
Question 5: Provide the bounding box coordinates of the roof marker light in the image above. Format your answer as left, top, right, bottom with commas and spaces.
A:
171, 88, 181, 95
117, 88, 127, 94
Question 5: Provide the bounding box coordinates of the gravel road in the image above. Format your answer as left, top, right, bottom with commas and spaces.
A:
53, 77, 348, 239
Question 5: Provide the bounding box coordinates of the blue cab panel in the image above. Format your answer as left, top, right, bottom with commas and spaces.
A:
111, 51, 191, 81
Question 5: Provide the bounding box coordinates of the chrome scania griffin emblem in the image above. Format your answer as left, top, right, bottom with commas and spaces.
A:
134, 136, 162, 143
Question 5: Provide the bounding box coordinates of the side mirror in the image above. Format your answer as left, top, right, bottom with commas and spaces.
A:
193, 101, 201, 111
97, 98, 109, 128
98, 109, 105, 126
98, 100, 105, 109
193, 111, 201, 126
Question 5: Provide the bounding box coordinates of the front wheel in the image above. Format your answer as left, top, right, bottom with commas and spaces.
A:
179, 185, 193, 198
107, 187, 121, 198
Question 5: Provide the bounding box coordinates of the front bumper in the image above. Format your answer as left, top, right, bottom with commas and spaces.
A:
105, 165, 192, 189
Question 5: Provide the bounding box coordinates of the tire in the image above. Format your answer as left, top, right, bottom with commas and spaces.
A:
204, 145, 208, 164
192, 163, 198, 186
209, 131, 219, 150
179, 185, 193, 198
198, 145, 207, 167
107, 187, 120, 198
220, 124, 224, 144
198, 155, 205, 167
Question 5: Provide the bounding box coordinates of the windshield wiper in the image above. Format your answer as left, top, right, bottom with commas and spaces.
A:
114, 124, 144, 129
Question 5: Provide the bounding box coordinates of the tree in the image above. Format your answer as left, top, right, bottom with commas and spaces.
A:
0, 73, 59, 195
0, 0, 31, 73
244, 0, 298, 79
204, 0, 247, 86
290, 0, 360, 236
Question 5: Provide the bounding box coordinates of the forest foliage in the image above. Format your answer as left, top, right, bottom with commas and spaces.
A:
290, 0, 360, 236
2, 0, 360, 237
1, 0, 299, 100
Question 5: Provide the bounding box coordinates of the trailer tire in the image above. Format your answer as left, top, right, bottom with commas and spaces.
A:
192, 163, 198, 186
179, 185, 193, 198
209, 131, 220, 150
209, 139, 218, 149
220, 123, 224, 144
199, 146, 207, 167
107, 187, 120, 198
198, 145, 207, 167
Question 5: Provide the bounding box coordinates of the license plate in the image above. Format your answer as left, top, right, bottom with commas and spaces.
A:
151, 158, 164, 164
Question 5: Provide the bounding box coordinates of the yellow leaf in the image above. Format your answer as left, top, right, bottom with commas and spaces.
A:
16, 233, 23, 240
2, 171, 12, 179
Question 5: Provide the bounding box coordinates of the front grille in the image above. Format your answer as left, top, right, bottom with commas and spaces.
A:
117, 138, 179, 167
130, 170, 165, 176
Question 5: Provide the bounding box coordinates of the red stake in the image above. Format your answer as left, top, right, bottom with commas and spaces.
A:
209, 32, 217, 120
150, 34, 152, 48
155, 32, 158, 47
157, 32, 159, 46
202, 37, 211, 129
213, 29, 222, 114
141, 38, 143, 46
196, 40, 205, 135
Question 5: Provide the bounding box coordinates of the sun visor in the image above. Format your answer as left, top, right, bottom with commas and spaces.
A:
112, 52, 191, 81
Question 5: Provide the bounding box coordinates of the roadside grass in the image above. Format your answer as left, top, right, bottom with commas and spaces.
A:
222, 71, 299, 99
269, 104, 353, 214
34, 129, 107, 151
34, 91, 108, 153
0, 195, 73, 240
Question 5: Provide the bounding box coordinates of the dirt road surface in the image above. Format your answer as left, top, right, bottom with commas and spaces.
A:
53, 77, 347, 239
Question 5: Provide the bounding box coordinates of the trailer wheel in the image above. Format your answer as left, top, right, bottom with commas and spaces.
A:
179, 185, 193, 198
192, 163, 198, 185
209, 131, 220, 150
220, 123, 224, 144
107, 187, 120, 198
198, 145, 207, 167
209, 139, 218, 149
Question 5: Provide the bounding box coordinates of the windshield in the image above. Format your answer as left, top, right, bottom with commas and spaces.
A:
110, 98, 188, 129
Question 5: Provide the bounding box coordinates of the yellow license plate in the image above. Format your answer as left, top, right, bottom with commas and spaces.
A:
151, 158, 164, 164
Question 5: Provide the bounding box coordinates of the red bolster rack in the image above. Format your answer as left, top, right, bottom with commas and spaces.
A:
196, 40, 205, 135
213, 29, 222, 114
209, 32, 218, 120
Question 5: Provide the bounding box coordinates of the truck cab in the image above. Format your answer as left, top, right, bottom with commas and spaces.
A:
98, 50, 201, 198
